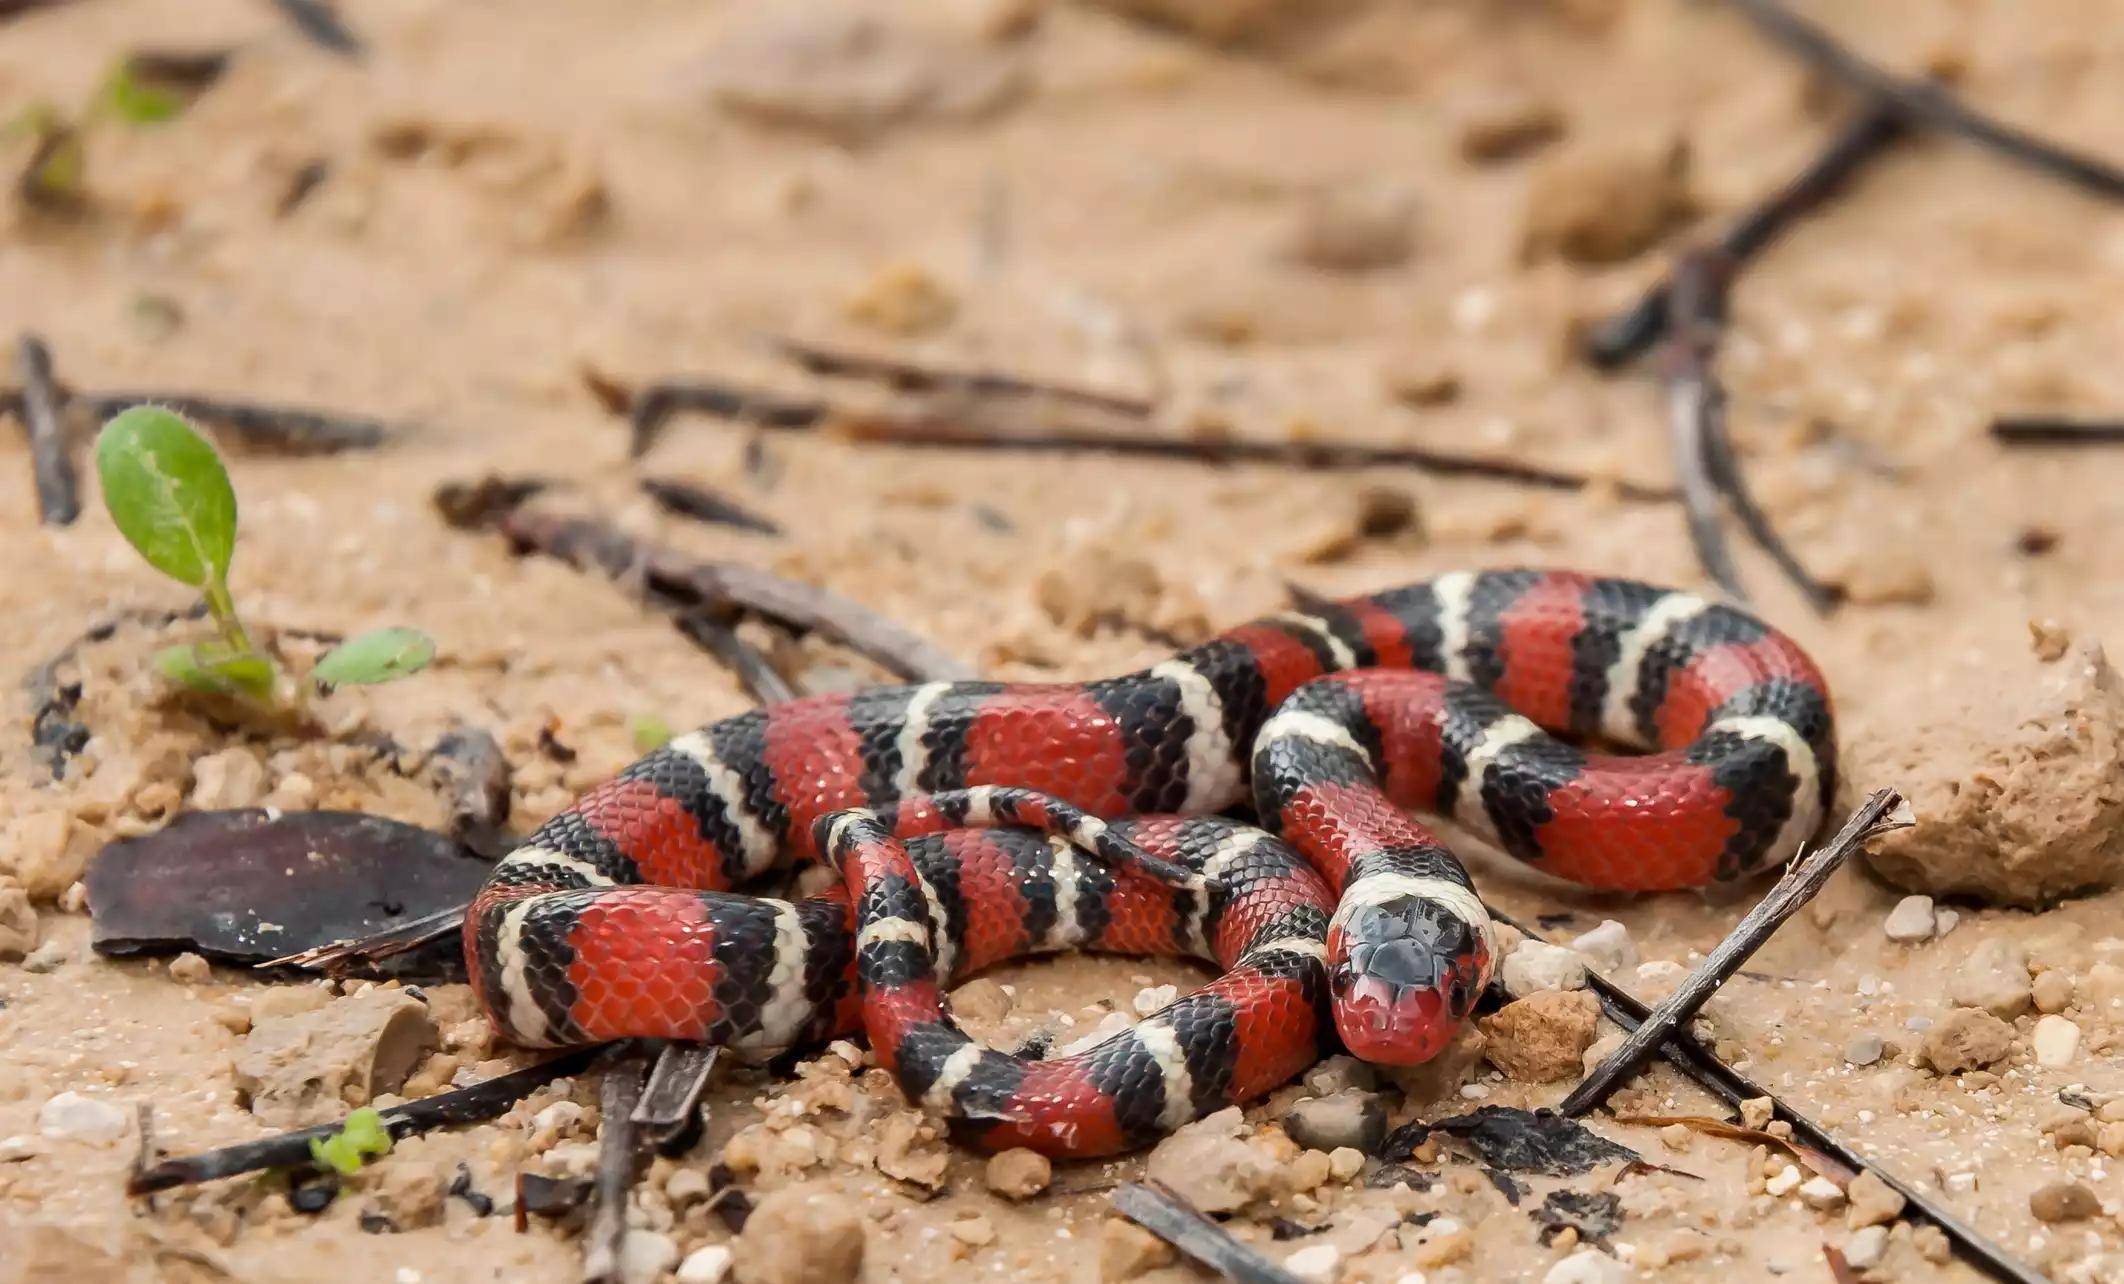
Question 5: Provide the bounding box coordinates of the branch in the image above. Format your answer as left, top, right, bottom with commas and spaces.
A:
1559, 789, 1909, 1115
1111, 1182, 1305, 1284
1992, 417, 2124, 446
14, 334, 79, 525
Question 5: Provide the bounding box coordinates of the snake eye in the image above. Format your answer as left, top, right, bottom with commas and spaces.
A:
1331, 961, 1357, 994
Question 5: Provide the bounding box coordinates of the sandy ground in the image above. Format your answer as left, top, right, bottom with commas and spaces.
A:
5, 0, 2124, 1280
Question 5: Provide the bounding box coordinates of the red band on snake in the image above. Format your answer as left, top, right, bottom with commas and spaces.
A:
465, 570, 1835, 1157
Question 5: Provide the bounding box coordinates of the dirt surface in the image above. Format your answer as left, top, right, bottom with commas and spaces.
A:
5, 0, 2124, 1281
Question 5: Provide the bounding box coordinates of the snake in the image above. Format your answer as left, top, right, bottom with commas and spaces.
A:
465, 569, 1835, 1157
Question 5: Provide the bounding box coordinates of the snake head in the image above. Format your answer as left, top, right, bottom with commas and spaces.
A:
1327, 895, 1488, 1066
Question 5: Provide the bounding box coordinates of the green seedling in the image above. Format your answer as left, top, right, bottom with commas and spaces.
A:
308, 1108, 392, 1176
95, 405, 435, 707
100, 60, 185, 126
630, 714, 675, 753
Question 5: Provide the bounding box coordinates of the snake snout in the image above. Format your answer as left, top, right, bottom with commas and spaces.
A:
1328, 895, 1483, 1066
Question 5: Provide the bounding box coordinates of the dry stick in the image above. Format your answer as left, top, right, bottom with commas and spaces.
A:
1487, 919, 2049, 1284
1559, 788, 1909, 1116
1725, 0, 2124, 200
769, 334, 1158, 418
626, 376, 1674, 500
642, 476, 782, 536
1111, 1182, 1306, 1284
267, 0, 364, 57
676, 611, 799, 705
582, 1050, 651, 1284
15, 334, 79, 525
91, 392, 390, 453
633, 1044, 721, 1140
128, 1047, 602, 1194
1992, 417, 2124, 446
1586, 105, 1905, 368
1660, 250, 1839, 612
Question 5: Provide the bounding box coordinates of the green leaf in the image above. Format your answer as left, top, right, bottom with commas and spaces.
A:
308, 1108, 392, 1176
103, 60, 183, 125
155, 643, 276, 700
96, 406, 237, 590
312, 628, 435, 687
631, 714, 673, 753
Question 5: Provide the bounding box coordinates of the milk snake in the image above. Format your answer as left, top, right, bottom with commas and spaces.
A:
465, 570, 1835, 1156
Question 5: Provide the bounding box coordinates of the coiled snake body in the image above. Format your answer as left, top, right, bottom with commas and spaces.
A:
466, 570, 1834, 1156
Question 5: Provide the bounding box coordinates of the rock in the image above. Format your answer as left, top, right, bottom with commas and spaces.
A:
190, 747, 268, 810
734, 1182, 865, 1284
1843, 1033, 1884, 1066
1302, 1056, 1378, 1097
1738, 1097, 1774, 1130
1284, 1242, 1341, 1281
665, 1167, 711, 1206
37, 1092, 131, 1144
1282, 182, 1416, 271
2032, 969, 2075, 1014
617, 1231, 681, 1284
1920, 1007, 2015, 1074
168, 951, 212, 986
1764, 1165, 1802, 1197
1481, 989, 1600, 1081
1328, 1146, 1365, 1181
1843, 1225, 1890, 1269
1845, 1169, 1906, 1229
1501, 940, 1587, 997
1286, 1147, 1331, 1192
2, 809, 79, 901
983, 1147, 1051, 1199
1132, 983, 1178, 1016
2030, 1181, 2100, 1222
1145, 1107, 1279, 1213
948, 1215, 995, 1246
373, 1160, 448, 1229
702, 5, 1027, 144
1883, 895, 1938, 943
2033, 1014, 2082, 1067
1950, 939, 2032, 1017
1454, 87, 1566, 163
1100, 1218, 1176, 1278
1580, 1030, 1625, 1077
1798, 1176, 1845, 1209
1520, 134, 1691, 264
1282, 1090, 1388, 1152
1544, 1248, 1629, 1284
0, 882, 37, 960
951, 977, 1013, 1023
1861, 641, 2124, 905
233, 988, 439, 1126
1570, 920, 1635, 974
873, 1110, 949, 1189
678, 1245, 735, 1284
21, 940, 66, 973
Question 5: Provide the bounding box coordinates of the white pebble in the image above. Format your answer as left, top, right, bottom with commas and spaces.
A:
1798, 1176, 1845, 1208
1945, 1172, 1977, 1193
1843, 1034, 1884, 1066
1571, 920, 1637, 974
1844, 1225, 1889, 1269
1883, 895, 1937, 942
1285, 1243, 1341, 1282
1502, 940, 1587, 997
1765, 1165, 1802, 1197
0, 1135, 39, 1162
1459, 1083, 1490, 1100
617, 1230, 679, 1284
1933, 908, 1960, 936
676, 1245, 734, 1284
1544, 1249, 1629, 1284
1132, 984, 1178, 1016
2034, 1015, 2083, 1068
37, 1092, 130, 1145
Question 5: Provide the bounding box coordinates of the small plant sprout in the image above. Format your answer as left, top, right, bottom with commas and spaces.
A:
630, 714, 675, 753
308, 1108, 392, 1176
95, 405, 435, 707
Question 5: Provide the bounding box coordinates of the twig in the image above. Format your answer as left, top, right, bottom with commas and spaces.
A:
267, 0, 364, 57
582, 1048, 651, 1284
624, 376, 1674, 500
1724, 0, 2124, 201
1991, 417, 2124, 446
15, 334, 80, 525
434, 487, 972, 681
1488, 904, 2050, 1284
91, 392, 390, 453
641, 476, 782, 536
427, 724, 515, 858
770, 335, 1157, 418
1111, 1183, 1305, 1284
1560, 788, 1909, 1116
632, 1044, 720, 1145
675, 612, 800, 705
128, 1048, 601, 1193
1660, 250, 1838, 612
1586, 106, 1904, 367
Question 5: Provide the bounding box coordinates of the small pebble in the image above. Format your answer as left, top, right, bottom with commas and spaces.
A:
1284, 1090, 1389, 1153
1284, 1242, 1342, 1282
1738, 1097, 1774, 1130
1543, 1249, 1628, 1284
1501, 940, 1587, 997
1845, 1169, 1906, 1229
21, 940, 67, 973
1570, 920, 1636, 973
617, 1230, 679, 1284
984, 1147, 1052, 1199
1843, 1034, 1884, 1066
676, 1245, 734, 1284
168, 952, 213, 985
1764, 1165, 1802, 1197
0, 1135, 40, 1162
1883, 895, 1937, 942
1798, 1176, 1845, 1209
2032, 970, 2075, 1014
2030, 1181, 2099, 1223
1132, 984, 1178, 1016
1843, 1225, 1889, 1269
38, 1092, 131, 1145
2033, 1015, 2082, 1067
1328, 1147, 1365, 1181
